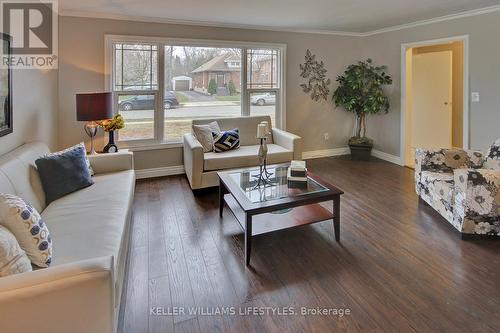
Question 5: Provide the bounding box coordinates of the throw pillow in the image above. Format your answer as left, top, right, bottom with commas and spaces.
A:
193, 121, 221, 152
0, 194, 52, 267
35, 143, 94, 205
483, 138, 500, 170
213, 128, 240, 153
0, 225, 32, 277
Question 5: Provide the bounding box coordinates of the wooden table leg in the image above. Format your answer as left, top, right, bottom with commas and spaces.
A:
219, 180, 225, 218
333, 196, 341, 241
245, 214, 252, 266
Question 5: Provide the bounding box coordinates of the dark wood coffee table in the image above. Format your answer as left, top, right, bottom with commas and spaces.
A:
218, 164, 344, 266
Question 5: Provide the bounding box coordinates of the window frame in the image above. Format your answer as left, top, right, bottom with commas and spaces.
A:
105, 35, 286, 149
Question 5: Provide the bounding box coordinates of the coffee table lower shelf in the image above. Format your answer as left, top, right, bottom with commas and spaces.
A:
224, 194, 334, 236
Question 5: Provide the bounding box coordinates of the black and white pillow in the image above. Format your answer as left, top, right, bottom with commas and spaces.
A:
212, 128, 240, 153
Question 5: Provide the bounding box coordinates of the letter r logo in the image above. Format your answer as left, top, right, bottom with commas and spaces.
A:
2, 1, 53, 54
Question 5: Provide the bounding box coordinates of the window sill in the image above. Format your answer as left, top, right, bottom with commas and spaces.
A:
122, 141, 183, 152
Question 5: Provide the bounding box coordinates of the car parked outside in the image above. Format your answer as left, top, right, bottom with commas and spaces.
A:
118, 91, 179, 111
250, 92, 276, 106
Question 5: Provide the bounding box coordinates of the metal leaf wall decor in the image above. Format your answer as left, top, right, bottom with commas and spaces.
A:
299, 49, 331, 102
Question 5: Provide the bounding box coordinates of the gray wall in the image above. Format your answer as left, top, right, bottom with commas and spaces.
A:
0, 68, 58, 156
363, 10, 500, 154
58, 16, 362, 169
57, 12, 500, 169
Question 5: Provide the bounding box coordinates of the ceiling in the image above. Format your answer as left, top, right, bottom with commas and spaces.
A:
59, 0, 500, 34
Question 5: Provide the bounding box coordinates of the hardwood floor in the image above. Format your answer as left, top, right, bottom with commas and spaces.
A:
119, 157, 500, 333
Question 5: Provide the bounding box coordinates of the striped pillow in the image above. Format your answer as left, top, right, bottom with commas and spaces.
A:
212, 128, 240, 153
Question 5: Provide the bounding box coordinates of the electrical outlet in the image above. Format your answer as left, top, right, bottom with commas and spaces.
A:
323, 133, 329, 141
471, 92, 480, 102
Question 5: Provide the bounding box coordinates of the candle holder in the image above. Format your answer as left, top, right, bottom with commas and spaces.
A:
252, 121, 275, 189
252, 137, 273, 189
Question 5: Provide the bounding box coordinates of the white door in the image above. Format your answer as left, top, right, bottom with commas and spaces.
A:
410, 51, 452, 165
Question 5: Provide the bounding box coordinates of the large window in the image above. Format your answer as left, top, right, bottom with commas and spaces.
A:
106, 36, 285, 145
163, 46, 242, 142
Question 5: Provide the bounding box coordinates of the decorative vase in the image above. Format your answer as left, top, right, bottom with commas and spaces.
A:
103, 131, 118, 153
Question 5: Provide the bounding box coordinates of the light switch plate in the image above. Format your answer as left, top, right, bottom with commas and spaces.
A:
471, 92, 480, 102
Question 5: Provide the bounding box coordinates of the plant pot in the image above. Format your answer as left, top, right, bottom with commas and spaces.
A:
349, 143, 373, 161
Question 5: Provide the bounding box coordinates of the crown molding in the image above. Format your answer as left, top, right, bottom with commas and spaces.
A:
59, 4, 500, 37
58, 10, 362, 36
360, 4, 500, 36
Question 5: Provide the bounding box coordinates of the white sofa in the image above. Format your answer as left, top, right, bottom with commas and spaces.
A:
183, 115, 302, 189
0, 142, 135, 333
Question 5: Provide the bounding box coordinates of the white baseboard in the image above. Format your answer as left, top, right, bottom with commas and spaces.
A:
371, 149, 403, 165
302, 147, 402, 165
135, 165, 185, 179
134, 149, 401, 180
302, 147, 350, 159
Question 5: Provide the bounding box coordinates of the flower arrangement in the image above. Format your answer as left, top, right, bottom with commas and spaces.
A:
99, 114, 125, 132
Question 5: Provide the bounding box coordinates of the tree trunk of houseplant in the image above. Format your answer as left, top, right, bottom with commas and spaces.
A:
349, 113, 373, 161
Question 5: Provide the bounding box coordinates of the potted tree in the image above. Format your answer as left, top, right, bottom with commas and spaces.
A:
332, 59, 392, 160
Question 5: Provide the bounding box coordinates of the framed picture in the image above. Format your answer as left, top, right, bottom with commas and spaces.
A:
0, 33, 12, 137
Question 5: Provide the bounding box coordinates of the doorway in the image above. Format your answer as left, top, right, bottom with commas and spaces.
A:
401, 36, 469, 168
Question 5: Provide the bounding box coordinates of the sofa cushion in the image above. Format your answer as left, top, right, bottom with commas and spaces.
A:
35, 143, 94, 205
204, 144, 293, 171
213, 128, 240, 153
0, 142, 50, 213
193, 115, 273, 146
0, 225, 32, 277
192, 121, 221, 153
41, 170, 134, 273
0, 193, 52, 267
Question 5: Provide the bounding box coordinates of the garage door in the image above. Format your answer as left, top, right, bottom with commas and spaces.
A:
175, 80, 189, 91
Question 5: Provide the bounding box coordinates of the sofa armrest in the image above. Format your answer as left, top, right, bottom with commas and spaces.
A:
0, 256, 115, 333
88, 151, 134, 174
183, 133, 204, 189
453, 168, 500, 235
272, 128, 302, 160
415, 148, 484, 173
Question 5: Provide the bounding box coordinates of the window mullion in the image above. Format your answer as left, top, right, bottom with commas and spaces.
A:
241, 48, 249, 116
156, 44, 165, 142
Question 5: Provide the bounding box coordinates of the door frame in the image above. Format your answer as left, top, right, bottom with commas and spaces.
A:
400, 35, 469, 165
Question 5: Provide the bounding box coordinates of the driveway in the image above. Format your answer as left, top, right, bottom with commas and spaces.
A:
176, 91, 215, 102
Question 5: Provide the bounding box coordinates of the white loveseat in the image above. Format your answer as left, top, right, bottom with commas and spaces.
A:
183, 115, 302, 189
0, 142, 135, 333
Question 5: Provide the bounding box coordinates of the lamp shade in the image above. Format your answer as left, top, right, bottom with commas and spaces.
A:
76, 92, 113, 121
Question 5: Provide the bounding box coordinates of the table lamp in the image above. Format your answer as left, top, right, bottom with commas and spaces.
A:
76, 92, 113, 154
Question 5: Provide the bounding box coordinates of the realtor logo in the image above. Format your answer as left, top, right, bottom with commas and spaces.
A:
1, 0, 58, 68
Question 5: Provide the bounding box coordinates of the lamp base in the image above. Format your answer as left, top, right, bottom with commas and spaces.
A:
83, 121, 99, 155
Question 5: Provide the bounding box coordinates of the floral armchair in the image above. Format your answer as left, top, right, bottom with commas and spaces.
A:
415, 138, 500, 238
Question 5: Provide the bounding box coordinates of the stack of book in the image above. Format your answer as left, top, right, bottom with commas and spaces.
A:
288, 160, 307, 188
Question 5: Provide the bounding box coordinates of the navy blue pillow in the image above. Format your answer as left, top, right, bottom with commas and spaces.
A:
35, 144, 94, 205
212, 128, 240, 152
